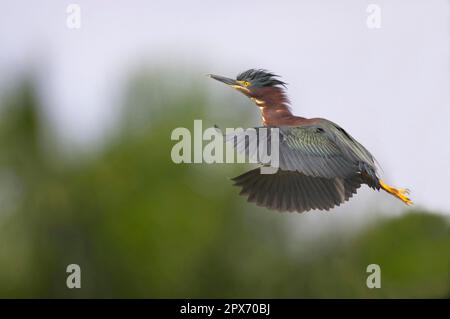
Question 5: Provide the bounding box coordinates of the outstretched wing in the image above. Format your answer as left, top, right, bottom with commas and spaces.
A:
232, 168, 363, 212
226, 120, 378, 179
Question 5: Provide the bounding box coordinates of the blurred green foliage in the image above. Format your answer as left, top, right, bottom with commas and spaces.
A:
0, 73, 448, 298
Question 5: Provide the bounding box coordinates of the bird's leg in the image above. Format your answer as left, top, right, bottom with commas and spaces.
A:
379, 180, 413, 205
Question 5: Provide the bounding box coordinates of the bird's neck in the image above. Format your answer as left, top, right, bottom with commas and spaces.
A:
251, 87, 305, 126
258, 105, 297, 125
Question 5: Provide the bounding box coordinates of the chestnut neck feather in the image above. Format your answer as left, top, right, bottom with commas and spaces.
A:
253, 87, 305, 126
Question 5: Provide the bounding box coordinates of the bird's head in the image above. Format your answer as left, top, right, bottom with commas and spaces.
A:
208, 69, 289, 108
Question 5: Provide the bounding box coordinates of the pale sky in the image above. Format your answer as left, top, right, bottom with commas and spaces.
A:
0, 0, 449, 218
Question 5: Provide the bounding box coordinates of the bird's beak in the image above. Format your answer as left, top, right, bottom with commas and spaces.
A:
208, 74, 238, 86
208, 74, 250, 94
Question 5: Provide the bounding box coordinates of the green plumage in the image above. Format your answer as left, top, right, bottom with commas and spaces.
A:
227, 119, 380, 212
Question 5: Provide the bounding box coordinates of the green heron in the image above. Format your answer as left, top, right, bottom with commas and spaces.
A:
209, 69, 412, 213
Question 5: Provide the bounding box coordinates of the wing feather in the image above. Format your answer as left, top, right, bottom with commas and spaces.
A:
232, 168, 362, 213
225, 121, 378, 180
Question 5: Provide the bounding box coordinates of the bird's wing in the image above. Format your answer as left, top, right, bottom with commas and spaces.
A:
232, 167, 363, 212
226, 121, 377, 179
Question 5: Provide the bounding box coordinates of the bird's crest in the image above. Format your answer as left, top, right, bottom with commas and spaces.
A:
236, 69, 287, 88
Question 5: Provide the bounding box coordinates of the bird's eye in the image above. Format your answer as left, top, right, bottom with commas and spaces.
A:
243, 81, 250, 87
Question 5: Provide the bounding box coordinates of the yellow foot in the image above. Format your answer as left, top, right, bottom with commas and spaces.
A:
379, 180, 413, 205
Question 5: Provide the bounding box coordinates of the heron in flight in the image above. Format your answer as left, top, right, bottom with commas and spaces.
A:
209, 69, 412, 213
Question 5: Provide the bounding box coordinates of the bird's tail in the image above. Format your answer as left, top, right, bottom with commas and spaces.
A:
232, 168, 362, 213
378, 180, 413, 205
